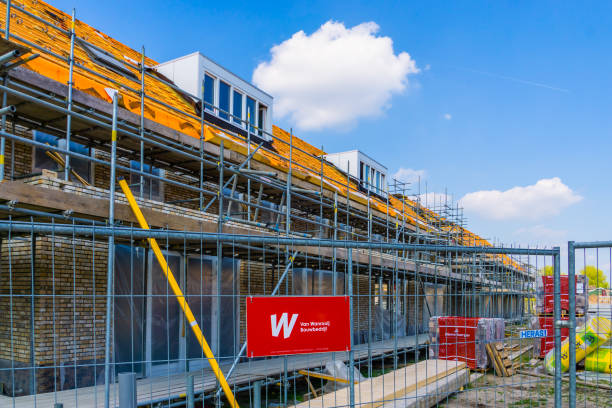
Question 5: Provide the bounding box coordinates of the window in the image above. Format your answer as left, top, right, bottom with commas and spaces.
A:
376, 171, 380, 191
257, 104, 267, 136
246, 96, 256, 133
78, 39, 138, 80
371, 168, 375, 188
381, 174, 386, 191
365, 164, 370, 186
204, 74, 215, 112
360, 162, 364, 182
232, 90, 243, 126
130, 161, 163, 201
33, 131, 91, 184
219, 81, 230, 120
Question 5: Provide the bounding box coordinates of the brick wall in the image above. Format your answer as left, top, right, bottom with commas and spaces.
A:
0, 236, 108, 396
2, 122, 33, 179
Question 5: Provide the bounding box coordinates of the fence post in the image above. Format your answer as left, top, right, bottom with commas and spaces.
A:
567, 241, 576, 408
253, 380, 262, 408
118, 372, 137, 408
552, 247, 562, 408
348, 248, 355, 407
187, 373, 195, 408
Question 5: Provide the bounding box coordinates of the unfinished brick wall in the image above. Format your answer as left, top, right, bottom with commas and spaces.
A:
0, 236, 108, 396
2, 123, 33, 179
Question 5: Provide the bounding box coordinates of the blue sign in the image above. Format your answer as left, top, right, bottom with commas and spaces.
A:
520, 329, 548, 339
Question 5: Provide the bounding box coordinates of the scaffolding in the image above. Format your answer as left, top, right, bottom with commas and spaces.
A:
0, 1, 603, 408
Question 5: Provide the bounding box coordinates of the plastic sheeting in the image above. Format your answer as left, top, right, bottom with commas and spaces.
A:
373, 305, 406, 341
113, 245, 146, 375
292, 268, 345, 295
323, 360, 366, 392
113, 248, 240, 377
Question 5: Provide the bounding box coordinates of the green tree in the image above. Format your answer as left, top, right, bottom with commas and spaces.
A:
580, 266, 609, 288
539, 265, 554, 276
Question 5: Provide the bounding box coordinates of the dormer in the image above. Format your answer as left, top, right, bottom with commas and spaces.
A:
324, 150, 387, 196
156, 52, 273, 142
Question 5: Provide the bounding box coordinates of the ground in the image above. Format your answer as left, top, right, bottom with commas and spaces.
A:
443, 373, 612, 407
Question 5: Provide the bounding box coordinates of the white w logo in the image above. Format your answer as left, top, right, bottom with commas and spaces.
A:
270, 313, 298, 339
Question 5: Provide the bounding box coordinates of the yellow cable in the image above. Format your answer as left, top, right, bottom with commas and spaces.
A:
118, 178, 239, 408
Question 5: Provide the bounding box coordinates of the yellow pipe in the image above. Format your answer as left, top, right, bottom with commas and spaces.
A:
117, 178, 239, 408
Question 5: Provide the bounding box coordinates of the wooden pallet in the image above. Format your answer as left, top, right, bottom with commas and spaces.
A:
486, 342, 516, 377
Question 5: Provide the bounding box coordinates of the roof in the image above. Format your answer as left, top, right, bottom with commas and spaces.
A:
1, 0, 521, 270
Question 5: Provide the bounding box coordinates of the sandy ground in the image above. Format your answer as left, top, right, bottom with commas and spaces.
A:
440, 372, 612, 407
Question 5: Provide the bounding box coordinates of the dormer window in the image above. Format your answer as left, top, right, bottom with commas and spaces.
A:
155, 52, 273, 141
246, 96, 256, 133
232, 90, 243, 126
219, 81, 231, 120
204, 74, 215, 112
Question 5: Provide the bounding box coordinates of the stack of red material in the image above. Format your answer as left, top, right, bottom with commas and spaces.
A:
536, 275, 588, 315
429, 316, 504, 369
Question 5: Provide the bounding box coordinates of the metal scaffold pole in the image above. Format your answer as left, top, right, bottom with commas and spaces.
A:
63, 8, 75, 181
104, 92, 119, 408
139, 45, 146, 198
0, 0, 11, 181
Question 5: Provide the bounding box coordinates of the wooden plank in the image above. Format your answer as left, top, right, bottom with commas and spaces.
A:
297, 370, 355, 384
486, 343, 503, 377
293, 359, 466, 408
379, 369, 469, 408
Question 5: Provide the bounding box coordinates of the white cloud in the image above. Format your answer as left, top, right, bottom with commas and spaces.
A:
459, 177, 582, 221
252, 21, 419, 131
393, 167, 426, 185
443, 113, 452, 120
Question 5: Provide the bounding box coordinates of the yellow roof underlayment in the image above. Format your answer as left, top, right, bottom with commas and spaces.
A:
0, 0, 520, 270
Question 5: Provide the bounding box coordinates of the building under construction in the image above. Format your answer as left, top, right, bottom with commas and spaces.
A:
0, 1, 551, 407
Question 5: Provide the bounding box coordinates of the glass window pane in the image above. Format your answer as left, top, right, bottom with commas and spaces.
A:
204, 74, 215, 112
232, 91, 243, 126
258, 104, 267, 136
246, 97, 256, 133
219, 81, 230, 120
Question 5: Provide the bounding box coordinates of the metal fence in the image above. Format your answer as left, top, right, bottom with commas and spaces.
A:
0, 218, 567, 408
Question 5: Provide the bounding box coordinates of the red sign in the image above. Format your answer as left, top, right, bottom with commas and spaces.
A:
246, 296, 351, 357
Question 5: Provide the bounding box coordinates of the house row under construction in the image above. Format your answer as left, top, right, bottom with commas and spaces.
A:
0, 1, 545, 407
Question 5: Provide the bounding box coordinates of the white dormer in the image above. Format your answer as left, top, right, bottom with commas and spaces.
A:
324, 150, 387, 195
156, 52, 273, 141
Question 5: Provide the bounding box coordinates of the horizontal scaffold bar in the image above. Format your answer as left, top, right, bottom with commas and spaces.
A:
0, 221, 558, 256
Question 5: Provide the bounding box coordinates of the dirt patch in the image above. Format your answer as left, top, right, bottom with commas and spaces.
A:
441, 373, 612, 407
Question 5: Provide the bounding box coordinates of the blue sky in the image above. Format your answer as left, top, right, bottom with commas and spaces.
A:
51, 0, 612, 279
